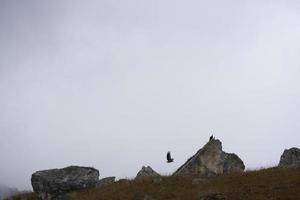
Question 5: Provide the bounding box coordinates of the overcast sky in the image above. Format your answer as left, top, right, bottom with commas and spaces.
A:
1, 0, 300, 190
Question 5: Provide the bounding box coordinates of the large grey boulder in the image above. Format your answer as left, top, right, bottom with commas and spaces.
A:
31, 166, 99, 200
278, 147, 300, 167
173, 138, 245, 177
136, 166, 160, 179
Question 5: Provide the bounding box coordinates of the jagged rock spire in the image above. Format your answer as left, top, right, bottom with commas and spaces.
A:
173, 138, 245, 176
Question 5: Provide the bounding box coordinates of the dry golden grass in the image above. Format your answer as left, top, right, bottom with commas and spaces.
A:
7, 192, 38, 200
74, 167, 300, 200
10, 167, 300, 200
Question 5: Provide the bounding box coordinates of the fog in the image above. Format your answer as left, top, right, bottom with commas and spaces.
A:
0, 0, 300, 190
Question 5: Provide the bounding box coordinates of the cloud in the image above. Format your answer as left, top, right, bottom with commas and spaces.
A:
0, 0, 300, 189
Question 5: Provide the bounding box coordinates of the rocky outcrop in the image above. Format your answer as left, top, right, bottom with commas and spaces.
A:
31, 166, 99, 200
173, 138, 245, 176
96, 177, 115, 187
278, 147, 300, 167
136, 166, 160, 178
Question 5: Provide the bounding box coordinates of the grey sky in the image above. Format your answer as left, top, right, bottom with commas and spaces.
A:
1, 0, 300, 190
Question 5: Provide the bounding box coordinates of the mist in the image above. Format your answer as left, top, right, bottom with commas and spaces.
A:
1, 0, 300, 190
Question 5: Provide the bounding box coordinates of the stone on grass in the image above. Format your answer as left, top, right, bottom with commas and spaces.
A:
31, 166, 99, 200
173, 138, 245, 177
136, 166, 160, 179
96, 176, 115, 187
278, 147, 300, 167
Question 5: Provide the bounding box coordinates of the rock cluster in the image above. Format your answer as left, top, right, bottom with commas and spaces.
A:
31, 166, 99, 200
29, 138, 299, 200
173, 138, 245, 176
136, 166, 160, 178
278, 147, 300, 167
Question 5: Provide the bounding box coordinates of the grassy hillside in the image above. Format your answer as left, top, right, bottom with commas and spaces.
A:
10, 167, 300, 200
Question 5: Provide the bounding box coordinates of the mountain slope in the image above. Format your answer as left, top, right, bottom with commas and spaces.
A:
12, 167, 300, 200
0, 185, 18, 200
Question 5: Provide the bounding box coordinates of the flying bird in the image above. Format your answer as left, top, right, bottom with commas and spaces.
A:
167, 151, 174, 163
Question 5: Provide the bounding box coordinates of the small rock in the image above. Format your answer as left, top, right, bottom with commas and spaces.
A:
198, 194, 226, 200
144, 194, 156, 200
96, 176, 115, 187
192, 178, 207, 185
136, 166, 160, 179
118, 178, 129, 182
278, 147, 300, 167
152, 176, 162, 184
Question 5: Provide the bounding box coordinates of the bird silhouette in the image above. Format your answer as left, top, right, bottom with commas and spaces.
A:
167, 151, 174, 163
